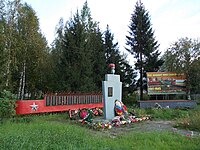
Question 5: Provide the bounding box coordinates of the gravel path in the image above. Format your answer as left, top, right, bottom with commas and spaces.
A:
97, 120, 200, 137
133, 120, 199, 136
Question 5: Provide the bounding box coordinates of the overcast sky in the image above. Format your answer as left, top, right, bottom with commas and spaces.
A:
23, 0, 200, 58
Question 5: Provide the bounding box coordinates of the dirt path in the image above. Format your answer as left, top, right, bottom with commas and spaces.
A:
51, 117, 200, 137
96, 120, 200, 137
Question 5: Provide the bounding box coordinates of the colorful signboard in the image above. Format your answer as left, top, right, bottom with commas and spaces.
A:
147, 72, 186, 95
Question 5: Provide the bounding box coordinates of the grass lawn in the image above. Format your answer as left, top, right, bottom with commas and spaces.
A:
0, 113, 200, 150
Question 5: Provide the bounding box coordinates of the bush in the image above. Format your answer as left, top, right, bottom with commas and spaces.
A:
188, 110, 200, 131
123, 92, 138, 106
176, 110, 200, 131
142, 93, 150, 100
174, 106, 200, 131
0, 90, 17, 118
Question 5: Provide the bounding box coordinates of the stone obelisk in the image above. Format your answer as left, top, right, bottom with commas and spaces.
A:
102, 64, 122, 120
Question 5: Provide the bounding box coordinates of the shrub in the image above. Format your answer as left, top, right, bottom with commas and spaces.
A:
142, 93, 150, 100
123, 92, 150, 107
188, 110, 200, 131
134, 108, 148, 117
0, 90, 17, 118
123, 92, 138, 106
175, 106, 200, 131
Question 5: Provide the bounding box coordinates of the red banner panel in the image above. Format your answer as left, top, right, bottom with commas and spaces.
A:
15, 99, 103, 115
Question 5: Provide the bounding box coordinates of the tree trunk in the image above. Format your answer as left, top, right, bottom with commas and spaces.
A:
139, 51, 143, 100
21, 61, 26, 100
5, 59, 11, 87
5, 27, 12, 87
186, 73, 191, 100
18, 71, 23, 99
18, 61, 26, 100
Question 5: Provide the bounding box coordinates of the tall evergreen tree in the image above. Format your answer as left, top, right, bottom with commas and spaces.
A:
53, 1, 105, 92
50, 18, 65, 91
89, 26, 106, 90
104, 25, 120, 71
126, 1, 163, 100
62, 11, 94, 91
104, 25, 137, 95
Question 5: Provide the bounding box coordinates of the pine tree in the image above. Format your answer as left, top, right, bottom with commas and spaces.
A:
120, 54, 137, 95
104, 25, 137, 95
59, 12, 85, 91
55, 2, 104, 92
89, 26, 106, 91
126, 1, 163, 100
104, 25, 120, 73
50, 18, 65, 91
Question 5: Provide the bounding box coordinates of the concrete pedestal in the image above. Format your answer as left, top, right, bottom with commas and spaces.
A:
102, 74, 122, 120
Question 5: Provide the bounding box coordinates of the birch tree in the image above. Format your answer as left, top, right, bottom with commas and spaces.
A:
16, 3, 48, 99
2, 0, 20, 90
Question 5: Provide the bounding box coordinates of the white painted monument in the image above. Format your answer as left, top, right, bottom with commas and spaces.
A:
102, 64, 122, 120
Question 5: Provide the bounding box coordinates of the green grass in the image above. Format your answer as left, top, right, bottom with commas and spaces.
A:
132, 105, 200, 132
132, 107, 189, 120
0, 114, 200, 150
175, 106, 200, 131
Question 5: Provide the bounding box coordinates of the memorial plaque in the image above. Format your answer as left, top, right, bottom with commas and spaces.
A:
108, 87, 113, 97
46, 96, 51, 106
52, 96, 56, 105
57, 96, 62, 105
